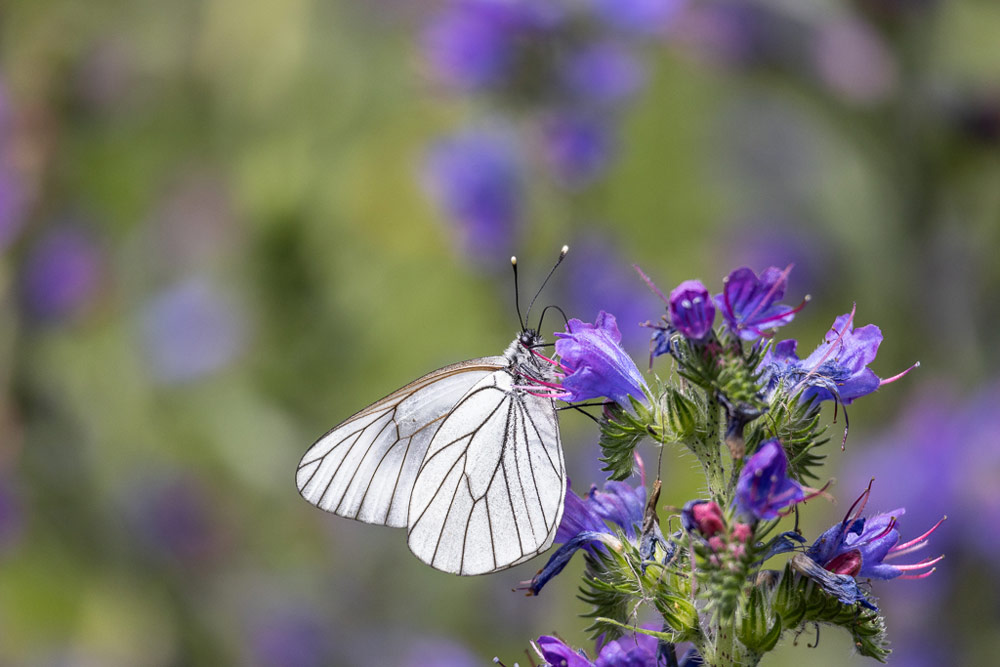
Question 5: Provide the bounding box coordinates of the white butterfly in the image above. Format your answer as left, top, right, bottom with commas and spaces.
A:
296, 252, 568, 575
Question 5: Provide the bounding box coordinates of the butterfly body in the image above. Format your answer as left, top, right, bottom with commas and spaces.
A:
296, 330, 565, 575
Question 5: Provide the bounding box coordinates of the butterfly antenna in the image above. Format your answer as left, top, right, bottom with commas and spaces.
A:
536, 304, 570, 335
524, 245, 569, 328
512, 255, 526, 331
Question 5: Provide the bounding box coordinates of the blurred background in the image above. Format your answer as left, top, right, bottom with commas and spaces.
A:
1, 0, 998, 665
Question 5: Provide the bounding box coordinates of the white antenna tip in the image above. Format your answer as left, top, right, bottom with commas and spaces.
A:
560, 244, 569, 256
511, 256, 518, 266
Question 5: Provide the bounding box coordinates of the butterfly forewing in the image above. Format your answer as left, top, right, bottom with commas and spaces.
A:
406, 370, 565, 575
296, 358, 505, 528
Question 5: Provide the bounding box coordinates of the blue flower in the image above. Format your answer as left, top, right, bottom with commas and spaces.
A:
422, 0, 559, 92
540, 112, 617, 188
758, 306, 916, 405
734, 440, 805, 521
668, 279, 715, 340
554, 311, 648, 407
520, 477, 646, 596
140, 278, 246, 384
806, 483, 944, 581
424, 125, 522, 260
562, 42, 644, 107
533, 626, 680, 667
589, 0, 685, 35
715, 265, 804, 341
19, 224, 103, 323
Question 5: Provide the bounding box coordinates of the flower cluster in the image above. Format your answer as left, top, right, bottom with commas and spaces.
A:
421, 0, 679, 258
494, 263, 939, 667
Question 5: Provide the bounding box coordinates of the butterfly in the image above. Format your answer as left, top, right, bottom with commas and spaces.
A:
296, 249, 569, 575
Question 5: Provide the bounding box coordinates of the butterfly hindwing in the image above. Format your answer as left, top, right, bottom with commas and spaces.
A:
296, 358, 505, 528
406, 370, 565, 575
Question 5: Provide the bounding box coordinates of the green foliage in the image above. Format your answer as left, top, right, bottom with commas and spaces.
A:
770, 563, 892, 662
597, 395, 654, 481
747, 389, 828, 482
578, 535, 700, 644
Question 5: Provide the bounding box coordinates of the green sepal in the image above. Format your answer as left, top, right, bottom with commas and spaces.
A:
746, 386, 828, 482
770, 563, 892, 662
597, 394, 654, 481
738, 586, 782, 653
578, 530, 700, 644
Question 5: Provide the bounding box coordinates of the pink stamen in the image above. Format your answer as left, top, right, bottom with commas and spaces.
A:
880, 361, 921, 387
891, 516, 946, 553
842, 479, 874, 527
894, 555, 944, 572
804, 304, 857, 383
742, 264, 794, 325
899, 568, 937, 580
870, 516, 899, 542
633, 264, 669, 304
752, 294, 811, 326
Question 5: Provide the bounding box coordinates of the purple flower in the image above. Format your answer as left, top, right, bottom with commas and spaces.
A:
562, 42, 645, 107
424, 125, 522, 260
0, 169, 25, 252
668, 279, 715, 340
533, 627, 668, 666
521, 477, 645, 595
540, 113, 617, 188
812, 18, 897, 106
140, 279, 246, 384
554, 311, 648, 406
0, 476, 23, 553
589, 0, 685, 35
806, 483, 944, 581
20, 225, 103, 322
125, 474, 223, 567
735, 440, 804, 521
422, 0, 558, 92
759, 307, 915, 405
249, 606, 335, 667
715, 265, 803, 341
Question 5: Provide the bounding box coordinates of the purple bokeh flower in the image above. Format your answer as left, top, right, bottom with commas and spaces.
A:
0, 79, 26, 251
422, 0, 559, 92
555, 311, 648, 406
812, 18, 897, 106
20, 225, 103, 323
0, 169, 26, 252
140, 279, 246, 384
249, 606, 336, 667
521, 477, 646, 596
125, 474, 223, 567
563, 42, 644, 107
424, 125, 522, 260
0, 476, 23, 553
759, 307, 914, 405
564, 237, 660, 353
668, 279, 715, 340
533, 626, 669, 667
735, 440, 804, 521
715, 265, 802, 341
540, 113, 616, 187
401, 637, 479, 667
806, 483, 943, 581
590, 0, 685, 35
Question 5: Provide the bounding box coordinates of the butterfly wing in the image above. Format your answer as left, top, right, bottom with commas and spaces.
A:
406, 370, 565, 575
296, 358, 506, 528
